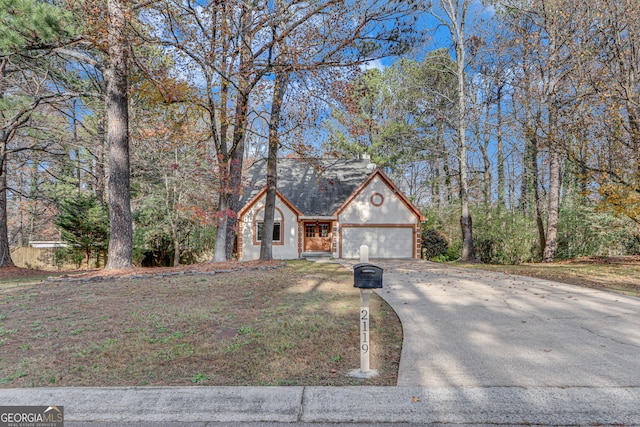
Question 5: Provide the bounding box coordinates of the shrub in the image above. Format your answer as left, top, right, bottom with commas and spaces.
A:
421, 227, 449, 259
133, 227, 173, 267
53, 193, 109, 268
422, 205, 538, 265
471, 207, 538, 264
625, 233, 640, 255
557, 198, 640, 259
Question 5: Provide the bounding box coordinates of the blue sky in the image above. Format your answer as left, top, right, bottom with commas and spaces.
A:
362, 0, 497, 71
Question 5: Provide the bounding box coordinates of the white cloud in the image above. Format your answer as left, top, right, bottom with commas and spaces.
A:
360, 59, 386, 71
474, 0, 496, 16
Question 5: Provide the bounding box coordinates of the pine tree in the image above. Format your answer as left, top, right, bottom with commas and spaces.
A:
0, 0, 76, 267
54, 193, 109, 268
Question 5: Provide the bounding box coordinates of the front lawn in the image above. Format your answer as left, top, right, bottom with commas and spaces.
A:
0, 260, 401, 387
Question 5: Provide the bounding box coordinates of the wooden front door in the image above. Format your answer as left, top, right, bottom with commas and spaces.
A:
304, 222, 331, 252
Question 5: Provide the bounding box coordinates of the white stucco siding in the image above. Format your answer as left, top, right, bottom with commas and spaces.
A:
339, 176, 418, 225
240, 194, 299, 261
337, 176, 419, 259
341, 226, 414, 259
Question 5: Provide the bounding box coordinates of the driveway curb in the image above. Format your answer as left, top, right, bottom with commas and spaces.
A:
2, 386, 640, 425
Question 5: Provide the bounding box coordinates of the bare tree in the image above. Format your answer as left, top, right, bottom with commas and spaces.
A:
428, 0, 476, 261
260, 71, 289, 261
568, 0, 640, 224
496, 0, 578, 261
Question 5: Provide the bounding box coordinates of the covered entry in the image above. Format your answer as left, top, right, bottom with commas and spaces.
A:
304, 221, 332, 252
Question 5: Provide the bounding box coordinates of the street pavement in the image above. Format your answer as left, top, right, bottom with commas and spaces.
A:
2, 259, 640, 426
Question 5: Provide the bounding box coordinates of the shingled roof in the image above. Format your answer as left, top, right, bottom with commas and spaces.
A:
241, 158, 376, 216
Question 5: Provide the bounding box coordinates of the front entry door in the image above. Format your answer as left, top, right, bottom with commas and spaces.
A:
304, 222, 331, 252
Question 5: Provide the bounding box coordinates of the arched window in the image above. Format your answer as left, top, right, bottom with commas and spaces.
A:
254, 207, 284, 244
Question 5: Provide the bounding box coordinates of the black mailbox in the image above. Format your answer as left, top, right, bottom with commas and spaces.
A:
353, 263, 383, 289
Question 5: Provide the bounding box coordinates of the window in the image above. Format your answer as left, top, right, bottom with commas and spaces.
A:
305, 223, 330, 238
305, 224, 316, 238
257, 221, 281, 242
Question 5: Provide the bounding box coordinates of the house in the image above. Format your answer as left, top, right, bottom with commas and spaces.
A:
237, 158, 425, 260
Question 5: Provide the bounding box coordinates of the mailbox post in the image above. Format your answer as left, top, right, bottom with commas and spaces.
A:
359, 288, 373, 374
349, 262, 383, 379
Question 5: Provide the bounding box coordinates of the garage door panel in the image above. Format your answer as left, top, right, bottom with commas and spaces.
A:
342, 227, 413, 259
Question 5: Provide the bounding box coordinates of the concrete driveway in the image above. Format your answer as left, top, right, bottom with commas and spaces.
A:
374, 260, 640, 388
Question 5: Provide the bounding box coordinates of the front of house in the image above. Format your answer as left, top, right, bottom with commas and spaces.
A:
237, 158, 425, 260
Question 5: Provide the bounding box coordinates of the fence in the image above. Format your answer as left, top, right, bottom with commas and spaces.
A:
10, 247, 106, 270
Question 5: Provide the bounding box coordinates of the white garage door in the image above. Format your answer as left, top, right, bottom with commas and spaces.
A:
341, 226, 413, 259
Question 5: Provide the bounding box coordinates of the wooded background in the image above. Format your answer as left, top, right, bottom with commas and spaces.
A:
1, 0, 639, 268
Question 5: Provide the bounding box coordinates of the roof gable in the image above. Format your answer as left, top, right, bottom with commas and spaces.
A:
334, 169, 426, 221
238, 187, 303, 219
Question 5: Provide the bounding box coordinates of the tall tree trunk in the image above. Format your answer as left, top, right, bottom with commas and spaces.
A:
226, 159, 243, 261
530, 133, 546, 260
260, 71, 289, 261
439, 0, 475, 261
455, 24, 475, 261
225, 93, 249, 260
481, 112, 492, 206
459, 163, 476, 261
166, 162, 181, 267
172, 222, 180, 266
540, 0, 564, 262
543, 142, 561, 262
473, 81, 491, 207
213, 2, 253, 262
224, 2, 254, 261
211, 75, 230, 263
435, 118, 450, 207
95, 117, 106, 204
210, 84, 228, 263
520, 138, 532, 213
213, 191, 230, 262
104, 0, 133, 270
72, 101, 82, 191
0, 60, 14, 268
0, 161, 14, 268
496, 84, 505, 209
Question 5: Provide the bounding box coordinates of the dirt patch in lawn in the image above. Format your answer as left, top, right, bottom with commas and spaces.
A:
0, 267, 73, 290
463, 256, 640, 297
0, 260, 402, 387
0, 267, 65, 281
0, 267, 52, 280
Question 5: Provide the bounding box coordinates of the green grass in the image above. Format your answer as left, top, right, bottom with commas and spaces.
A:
0, 261, 402, 387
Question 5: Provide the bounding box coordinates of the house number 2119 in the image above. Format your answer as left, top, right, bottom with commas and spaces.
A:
361, 308, 369, 354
